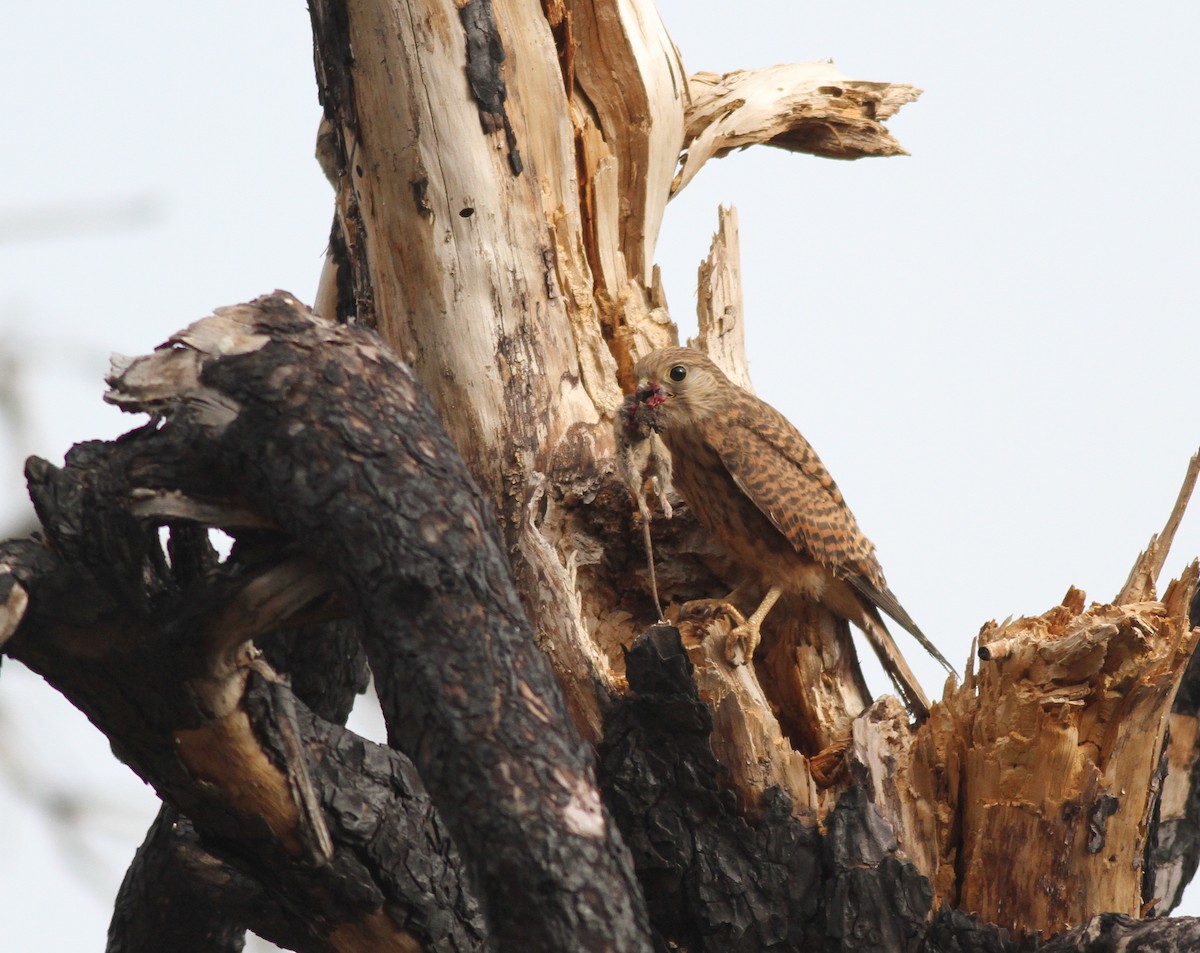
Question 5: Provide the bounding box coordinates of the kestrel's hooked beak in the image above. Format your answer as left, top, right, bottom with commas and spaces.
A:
635, 381, 669, 408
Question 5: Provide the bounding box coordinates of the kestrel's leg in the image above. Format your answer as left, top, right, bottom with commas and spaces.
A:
725, 585, 783, 664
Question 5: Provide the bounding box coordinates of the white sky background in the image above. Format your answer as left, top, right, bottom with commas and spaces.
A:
3, 0, 1199, 948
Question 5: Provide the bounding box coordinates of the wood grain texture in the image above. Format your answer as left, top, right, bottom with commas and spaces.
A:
910, 575, 1199, 938
675, 62, 920, 195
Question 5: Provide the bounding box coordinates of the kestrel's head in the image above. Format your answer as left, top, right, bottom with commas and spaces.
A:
631, 347, 732, 428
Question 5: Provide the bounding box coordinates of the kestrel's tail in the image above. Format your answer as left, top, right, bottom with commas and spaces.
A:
858, 606, 934, 720
845, 576, 957, 676
821, 578, 935, 719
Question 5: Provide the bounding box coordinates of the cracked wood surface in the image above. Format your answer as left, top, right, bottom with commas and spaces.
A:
307, 0, 920, 747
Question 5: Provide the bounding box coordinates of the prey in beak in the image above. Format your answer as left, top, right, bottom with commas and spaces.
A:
620, 381, 669, 443
615, 380, 673, 623
635, 381, 669, 407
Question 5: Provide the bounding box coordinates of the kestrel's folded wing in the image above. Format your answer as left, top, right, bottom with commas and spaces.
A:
703, 394, 955, 675
702, 394, 879, 575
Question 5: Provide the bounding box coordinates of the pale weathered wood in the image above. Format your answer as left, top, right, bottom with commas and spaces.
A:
310, 0, 925, 753
674, 62, 921, 195
848, 694, 945, 881
689, 205, 753, 392
568, 0, 686, 291
311, 0, 690, 739
1118, 448, 1200, 603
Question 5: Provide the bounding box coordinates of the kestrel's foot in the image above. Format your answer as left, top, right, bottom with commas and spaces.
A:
725, 611, 760, 666
684, 600, 758, 665
676, 599, 751, 661
677, 587, 783, 665
725, 585, 784, 666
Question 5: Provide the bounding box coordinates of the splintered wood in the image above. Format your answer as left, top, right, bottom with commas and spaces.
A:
915, 572, 1199, 939
671, 608, 822, 818
674, 63, 921, 195
688, 206, 752, 393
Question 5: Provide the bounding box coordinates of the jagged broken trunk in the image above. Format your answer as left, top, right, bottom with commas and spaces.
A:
3, 0, 1200, 951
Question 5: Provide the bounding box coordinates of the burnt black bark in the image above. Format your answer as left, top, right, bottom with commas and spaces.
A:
108, 612, 369, 953
190, 295, 650, 953
1145, 586, 1200, 914
600, 626, 823, 951
457, 0, 523, 174
109, 805, 321, 953
601, 626, 1020, 953
307, 0, 372, 328
3, 293, 650, 953
1037, 913, 1200, 952
4, 490, 483, 953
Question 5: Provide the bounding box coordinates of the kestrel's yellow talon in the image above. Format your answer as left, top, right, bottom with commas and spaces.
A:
724, 585, 782, 665
710, 602, 744, 627
678, 599, 754, 662
726, 619, 759, 665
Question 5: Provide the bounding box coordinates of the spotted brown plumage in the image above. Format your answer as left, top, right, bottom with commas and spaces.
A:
628, 345, 954, 718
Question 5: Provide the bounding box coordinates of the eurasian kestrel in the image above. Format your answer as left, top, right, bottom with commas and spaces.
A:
624, 346, 954, 717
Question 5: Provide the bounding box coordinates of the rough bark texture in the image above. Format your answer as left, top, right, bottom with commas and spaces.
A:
110, 806, 325, 953
108, 615, 369, 953
4, 1, 1200, 951
5, 297, 649, 953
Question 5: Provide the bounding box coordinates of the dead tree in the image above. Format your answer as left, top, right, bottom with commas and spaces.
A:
3, 1, 1200, 950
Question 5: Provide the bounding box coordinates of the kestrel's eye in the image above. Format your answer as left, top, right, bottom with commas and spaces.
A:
668, 364, 687, 383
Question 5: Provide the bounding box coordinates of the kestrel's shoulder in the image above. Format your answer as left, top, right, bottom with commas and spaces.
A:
696, 388, 884, 584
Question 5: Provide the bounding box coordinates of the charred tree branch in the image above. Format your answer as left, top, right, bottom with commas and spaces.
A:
3, 518, 482, 953
3, 292, 650, 953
